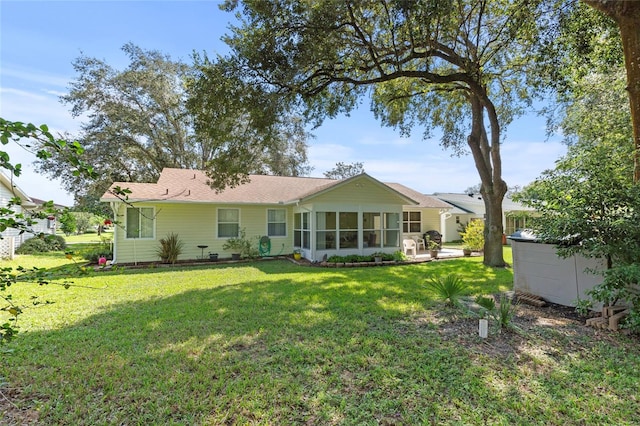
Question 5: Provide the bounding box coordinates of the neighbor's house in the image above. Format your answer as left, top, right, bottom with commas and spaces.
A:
0, 172, 57, 258
434, 192, 535, 242
100, 168, 452, 264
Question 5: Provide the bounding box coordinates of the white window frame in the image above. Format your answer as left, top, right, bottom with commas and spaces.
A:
217, 208, 240, 238
267, 208, 287, 238
125, 206, 155, 239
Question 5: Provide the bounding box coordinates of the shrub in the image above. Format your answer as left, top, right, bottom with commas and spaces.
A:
475, 295, 496, 317
427, 274, 468, 307
156, 233, 184, 264
588, 264, 640, 332
44, 234, 66, 251
222, 229, 260, 259
461, 219, 484, 251
393, 250, 407, 262
82, 248, 113, 263
16, 237, 51, 254
496, 294, 518, 331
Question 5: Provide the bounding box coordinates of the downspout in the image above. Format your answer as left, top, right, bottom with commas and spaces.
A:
109, 201, 119, 264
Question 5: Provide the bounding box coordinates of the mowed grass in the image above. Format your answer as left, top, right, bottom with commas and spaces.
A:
1, 249, 639, 424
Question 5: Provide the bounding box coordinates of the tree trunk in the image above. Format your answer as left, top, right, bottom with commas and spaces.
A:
467, 95, 507, 267
481, 186, 507, 267
583, 0, 640, 183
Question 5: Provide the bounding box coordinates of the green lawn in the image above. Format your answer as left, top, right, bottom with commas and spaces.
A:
58, 229, 113, 244
1, 249, 639, 424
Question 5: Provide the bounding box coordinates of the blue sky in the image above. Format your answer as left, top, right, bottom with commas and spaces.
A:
1, 0, 566, 206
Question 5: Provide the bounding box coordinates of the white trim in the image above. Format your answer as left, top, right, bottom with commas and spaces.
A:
217, 207, 240, 239
266, 208, 287, 238
124, 206, 156, 240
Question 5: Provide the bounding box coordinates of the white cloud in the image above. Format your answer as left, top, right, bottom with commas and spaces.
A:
1, 66, 70, 88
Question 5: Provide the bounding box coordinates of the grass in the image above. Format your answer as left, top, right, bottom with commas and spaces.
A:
60, 230, 113, 245
1, 248, 639, 424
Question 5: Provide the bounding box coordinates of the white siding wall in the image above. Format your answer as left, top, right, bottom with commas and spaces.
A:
0, 182, 33, 255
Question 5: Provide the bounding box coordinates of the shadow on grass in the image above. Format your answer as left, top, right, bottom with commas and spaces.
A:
2, 262, 512, 424
5, 260, 635, 424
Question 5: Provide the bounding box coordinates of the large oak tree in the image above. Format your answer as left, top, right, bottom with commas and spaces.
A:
37, 43, 311, 211
221, 0, 548, 266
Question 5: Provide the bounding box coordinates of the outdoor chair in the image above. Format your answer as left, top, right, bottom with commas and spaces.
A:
402, 239, 417, 257
412, 236, 426, 252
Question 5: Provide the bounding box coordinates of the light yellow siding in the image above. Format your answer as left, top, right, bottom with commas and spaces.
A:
112, 202, 295, 263
309, 180, 407, 205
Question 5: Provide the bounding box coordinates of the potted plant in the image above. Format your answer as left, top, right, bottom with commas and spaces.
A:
223, 229, 250, 260
208, 252, 219, 261
463, 246, 472, 257
293, 249, 302, 260
372, 252, 384, 263
426, 237, 439, 258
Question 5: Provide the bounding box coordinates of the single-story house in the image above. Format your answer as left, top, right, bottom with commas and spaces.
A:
434, 192, 535, 242
100, 168, 452, 264
0, 172, 57, 258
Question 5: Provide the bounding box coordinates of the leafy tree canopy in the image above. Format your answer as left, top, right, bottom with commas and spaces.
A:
36, 43, 312, 209
220, 0, 551, 267
324, 162, 364, 180
515, 70, 636, 266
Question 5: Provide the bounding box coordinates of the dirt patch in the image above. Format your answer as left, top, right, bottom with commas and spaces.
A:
428, 300, 635, 360
0, 387, 40, 425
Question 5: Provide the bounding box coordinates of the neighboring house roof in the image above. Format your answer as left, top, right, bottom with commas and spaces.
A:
0, 172, 36, 209
434, 192, 534, 215
100, 168, 427, 206
30, 197, 67, 210
385, 183, 452, 209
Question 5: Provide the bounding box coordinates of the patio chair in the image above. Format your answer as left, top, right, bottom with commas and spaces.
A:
412, 236, 426, 252
402, 239, 417, 257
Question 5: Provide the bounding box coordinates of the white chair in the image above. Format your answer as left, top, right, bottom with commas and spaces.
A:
412, 236, 426, 252
402, 239, 417, 257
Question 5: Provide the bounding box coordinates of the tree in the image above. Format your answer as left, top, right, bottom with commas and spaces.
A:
324, 162, 364, 180
59, 211, 76, 236
37, 44, 311, 208
1, 118, 95, 343
581, 0, 640, 182
515, 69, 635, 267
187, 56, 313, 189
515, 69, 640, 330
221, 0, 549, 267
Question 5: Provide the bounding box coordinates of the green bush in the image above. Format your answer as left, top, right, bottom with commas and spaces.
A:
44, 234, 67, 251
588, 264, 640, 332
82, 248, 113, 263
15, 234, 67, 254
16, 237, 51, 254
222, 229, 260, 259
461, 220, 484, 251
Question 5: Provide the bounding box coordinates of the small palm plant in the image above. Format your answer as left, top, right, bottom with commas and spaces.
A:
475, 294, 518, 333
155, 233, 184, 264
496, 294, 518, 331
427, 274, 468, 307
